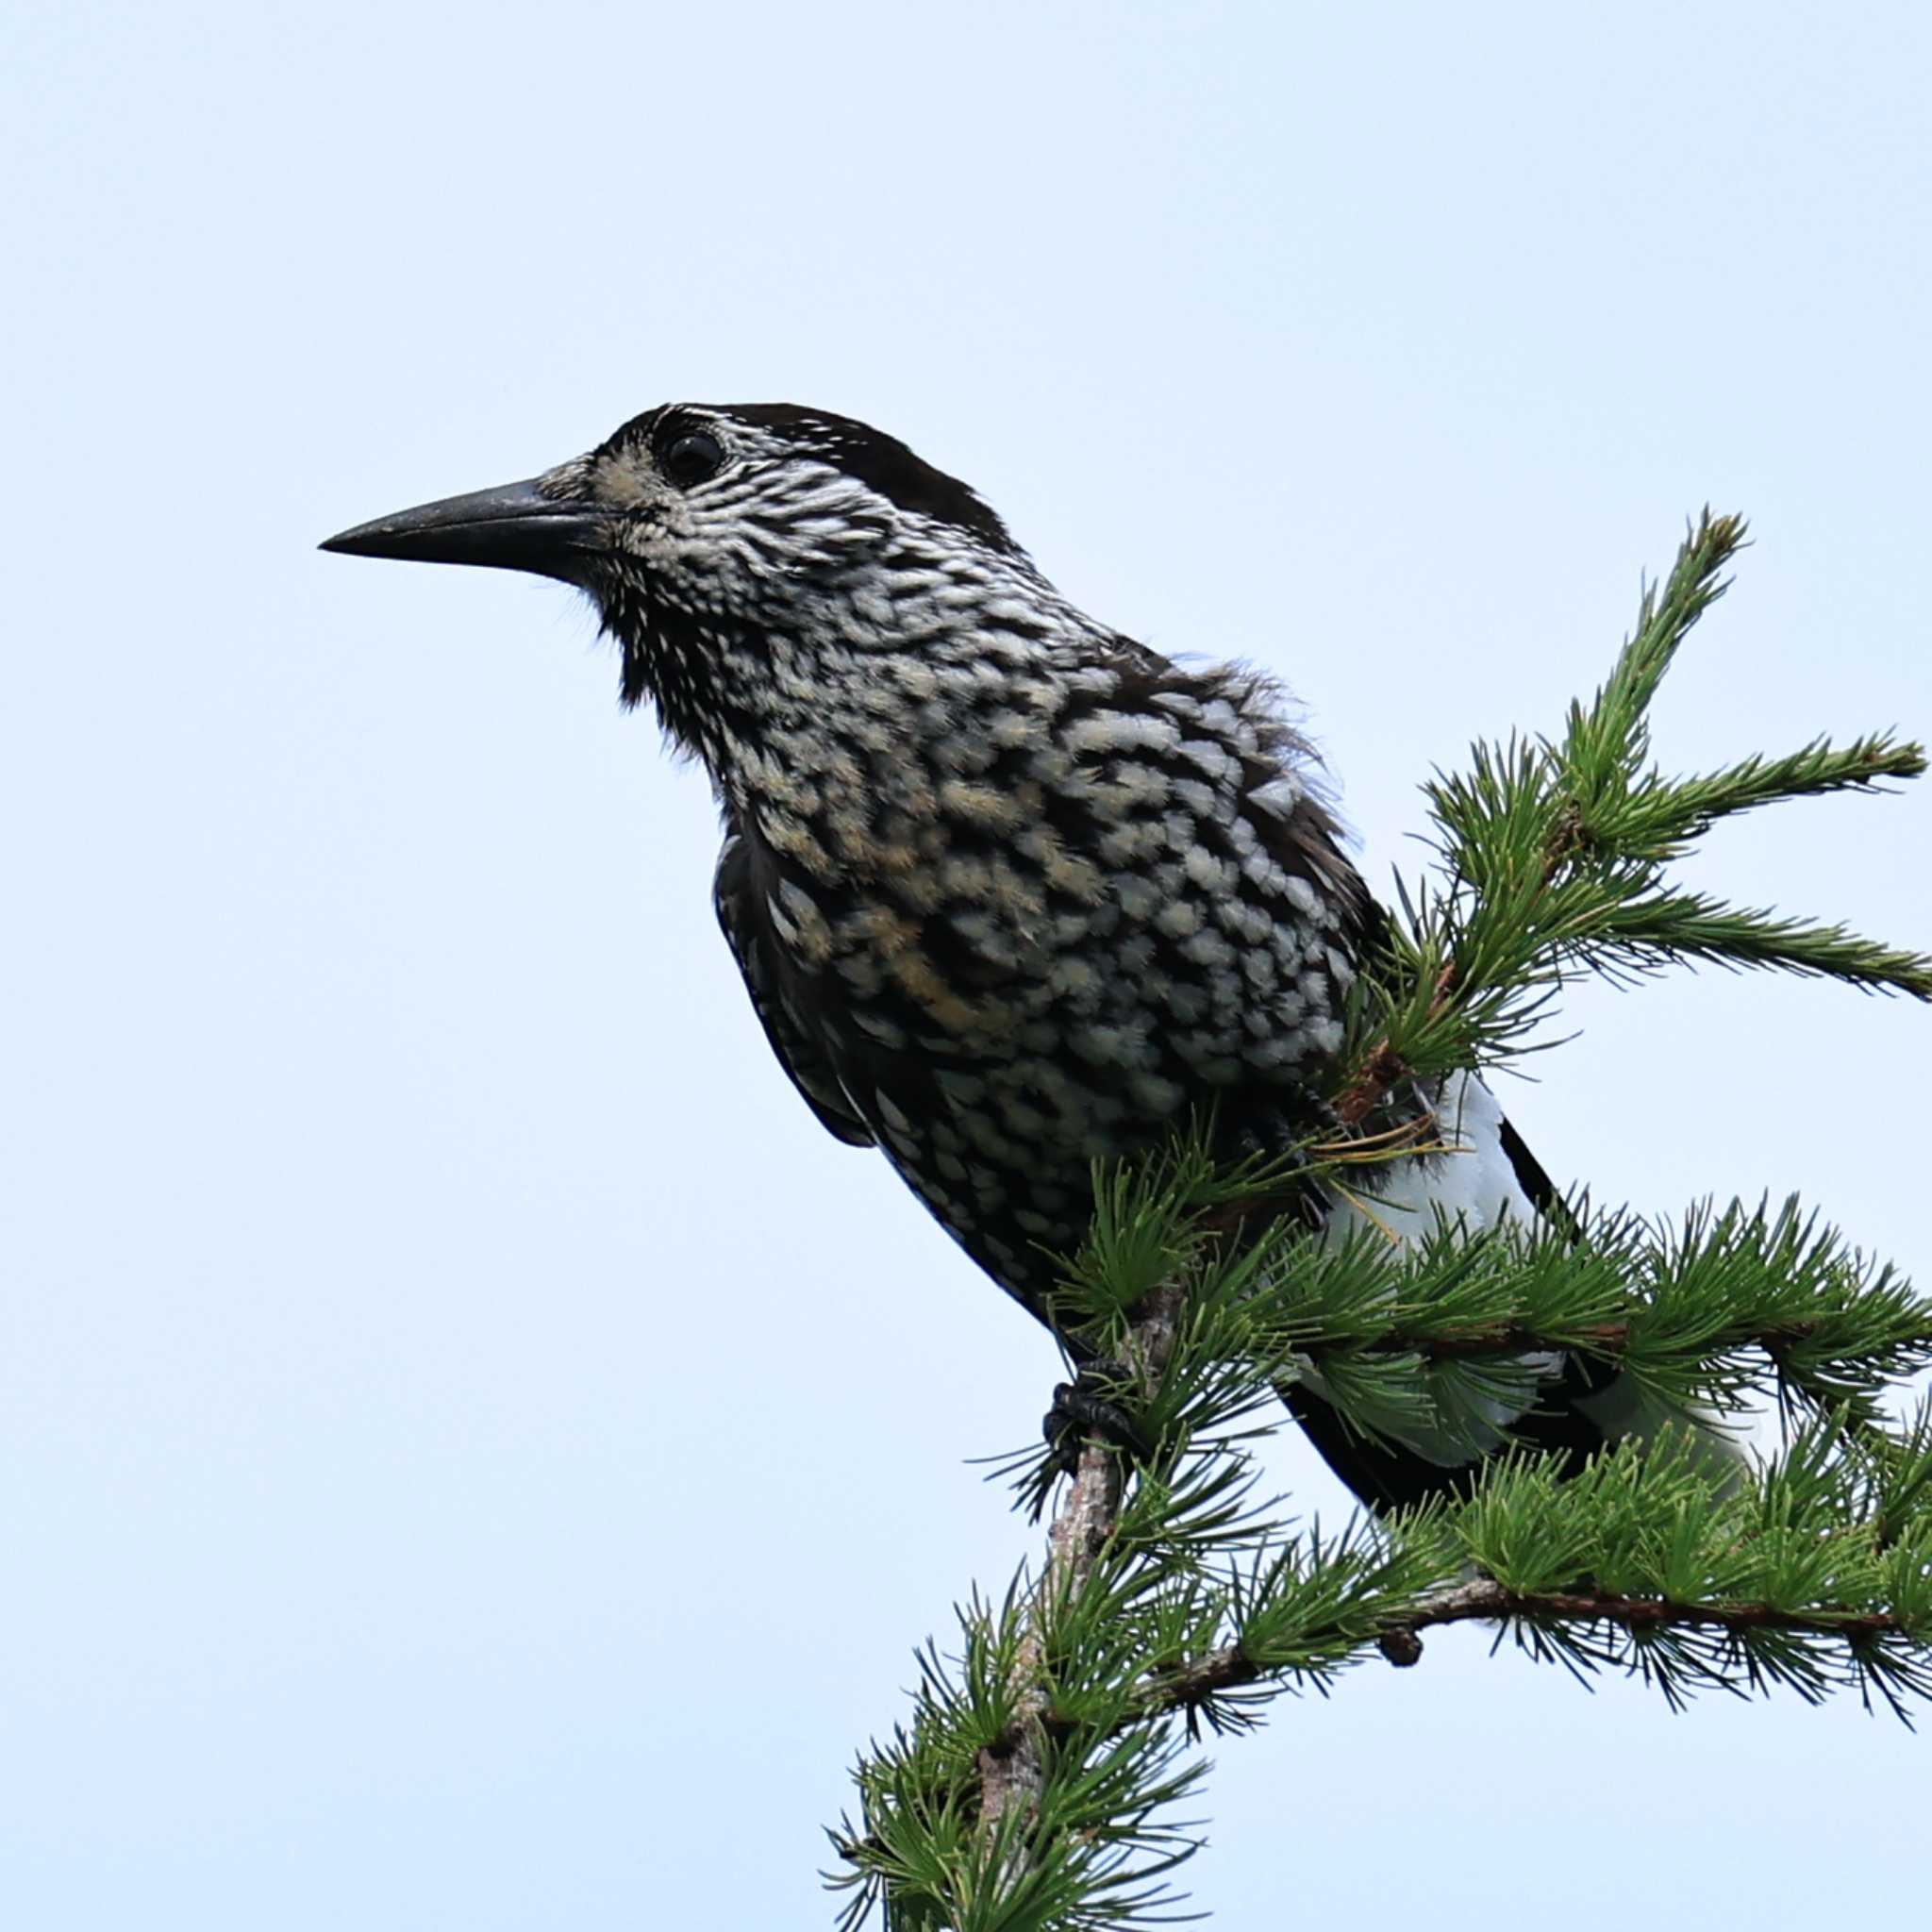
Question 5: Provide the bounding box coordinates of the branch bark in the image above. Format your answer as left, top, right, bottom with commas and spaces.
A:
976, 1284, 1186, 1853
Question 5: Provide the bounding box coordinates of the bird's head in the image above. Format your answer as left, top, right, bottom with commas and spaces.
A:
324, 403, 1051, 764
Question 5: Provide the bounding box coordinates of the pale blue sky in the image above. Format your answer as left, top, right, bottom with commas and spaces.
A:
5, 4, 1929, 1926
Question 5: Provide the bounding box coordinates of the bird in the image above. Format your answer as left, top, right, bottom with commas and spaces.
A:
322, 401, 1667, 1510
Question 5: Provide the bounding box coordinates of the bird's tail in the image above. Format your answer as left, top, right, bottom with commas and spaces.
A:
1281, 1072, 1745, 1510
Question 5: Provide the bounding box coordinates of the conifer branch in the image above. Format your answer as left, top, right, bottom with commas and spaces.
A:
1142, 1581, 1918, 1714
829, 516, 1932, 1928
1231, 1196, 1932, 1441
1133, 1415, 1932, 1727
974, 1284, 1186, 1892
1334, 509, 1932, 1121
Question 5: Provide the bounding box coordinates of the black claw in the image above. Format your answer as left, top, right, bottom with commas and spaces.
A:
1042, 1361, 1155, 1474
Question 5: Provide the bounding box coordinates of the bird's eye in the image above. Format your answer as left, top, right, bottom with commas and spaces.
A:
661, 429, 725, 488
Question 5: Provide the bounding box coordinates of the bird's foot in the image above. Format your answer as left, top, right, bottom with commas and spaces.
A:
1042, 1360, 1154, 1475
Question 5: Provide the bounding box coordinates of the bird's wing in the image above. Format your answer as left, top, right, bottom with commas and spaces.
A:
712, 825, 875, 1148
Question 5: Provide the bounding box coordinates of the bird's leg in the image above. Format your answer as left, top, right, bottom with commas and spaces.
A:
1041, 1357, 1155, 1474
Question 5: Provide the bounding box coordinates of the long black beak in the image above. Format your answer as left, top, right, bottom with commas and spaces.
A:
320, 478, 603, 583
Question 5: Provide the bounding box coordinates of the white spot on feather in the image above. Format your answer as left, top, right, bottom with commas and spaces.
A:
1247, 774, 1303, 818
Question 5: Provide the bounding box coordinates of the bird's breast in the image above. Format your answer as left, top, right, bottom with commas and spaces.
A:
724, 658, 1368, 1306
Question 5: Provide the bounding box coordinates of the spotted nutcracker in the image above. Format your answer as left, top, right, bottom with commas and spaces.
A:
324, 401, 1647, 1508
